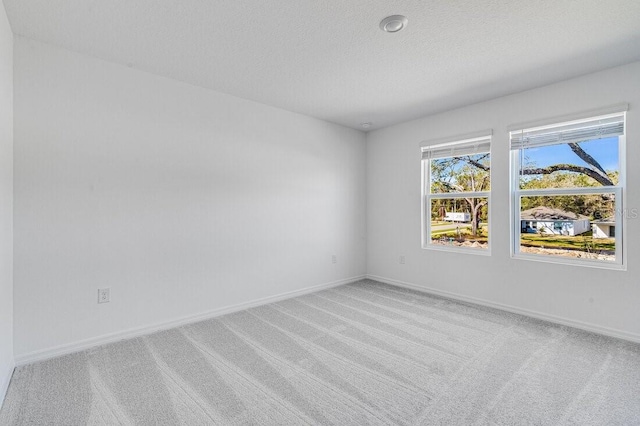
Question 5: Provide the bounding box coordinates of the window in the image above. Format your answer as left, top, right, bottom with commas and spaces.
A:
421, 132, 491, 253
510, 107, 626, 268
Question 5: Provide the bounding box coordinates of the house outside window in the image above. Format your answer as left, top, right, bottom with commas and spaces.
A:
421, 132, 491, 254
509, 107, 626, 268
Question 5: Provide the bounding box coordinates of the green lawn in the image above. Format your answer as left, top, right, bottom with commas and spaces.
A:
520, 234, 615, 252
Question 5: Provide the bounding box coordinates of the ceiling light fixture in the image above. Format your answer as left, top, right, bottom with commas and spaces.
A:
380, 15, 408, 33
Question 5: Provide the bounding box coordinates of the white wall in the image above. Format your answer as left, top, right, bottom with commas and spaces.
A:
0, 3, 13, 404
367, 61, 640, 341
593, 224, 613, 239
13, 38, 366, 360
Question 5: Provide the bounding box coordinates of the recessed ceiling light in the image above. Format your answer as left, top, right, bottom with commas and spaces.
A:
380, 15, 408, 33
361, 122, 372, 129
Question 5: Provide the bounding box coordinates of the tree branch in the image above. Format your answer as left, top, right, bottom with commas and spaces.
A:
435, 181, 464, 192
522, 164, 614, 186
465, 198, 487, 208
465, 158, 490, 171
568, 143, 608, 176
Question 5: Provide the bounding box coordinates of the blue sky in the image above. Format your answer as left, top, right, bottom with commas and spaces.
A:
523, 137, 619, 172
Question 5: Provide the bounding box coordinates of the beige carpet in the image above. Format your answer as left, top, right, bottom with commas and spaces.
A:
1, 279, 639, 425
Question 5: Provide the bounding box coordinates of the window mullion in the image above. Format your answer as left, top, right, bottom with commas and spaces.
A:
429, 191, 490, 199
516, 186, 620, 197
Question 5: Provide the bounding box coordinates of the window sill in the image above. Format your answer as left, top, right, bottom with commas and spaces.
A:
423, 244, 491, 256
511, 252, 625, 271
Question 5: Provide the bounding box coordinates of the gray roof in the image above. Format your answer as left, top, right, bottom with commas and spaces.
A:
593, 216, 615, 224
521, 206, 588, 221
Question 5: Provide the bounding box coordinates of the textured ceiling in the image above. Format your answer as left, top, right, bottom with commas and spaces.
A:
4, 0, 640, 131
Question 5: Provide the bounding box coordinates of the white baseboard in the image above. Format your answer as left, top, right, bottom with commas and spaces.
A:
15, 275, 366, 366
0, 360, 15, 409
366, 274, 640, 344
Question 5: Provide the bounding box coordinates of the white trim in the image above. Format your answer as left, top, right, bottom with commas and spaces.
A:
419, 129, 493, 148
366, 274, 640, 344
422, 243, 491, 256
0, 360, 15, 409
506, 103, 628, 132
429, 191, 491, 199
618, 133, 627, 268
511, 252, 626, 271
510, 115, 625, 268
518, 187, 618, 196
422, 138, 492, 253
420, 159, 424, 248
15, 275, 366, 366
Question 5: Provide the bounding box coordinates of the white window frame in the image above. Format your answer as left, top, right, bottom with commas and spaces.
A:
421, 131, 492, 255
509, 106, 627, 270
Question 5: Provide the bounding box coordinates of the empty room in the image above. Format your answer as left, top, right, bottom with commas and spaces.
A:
1, 1, 639, 424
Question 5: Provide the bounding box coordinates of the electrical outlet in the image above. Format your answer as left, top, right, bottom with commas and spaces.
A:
399, 255, 406, 264
332, 254, 337, 264
98, 288, 110, 304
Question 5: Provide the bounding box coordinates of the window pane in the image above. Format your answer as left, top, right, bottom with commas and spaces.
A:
430, 197, 488, 249
519, 193, 616, 262
431, 153, 490, 194
519, 137, 619, 189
